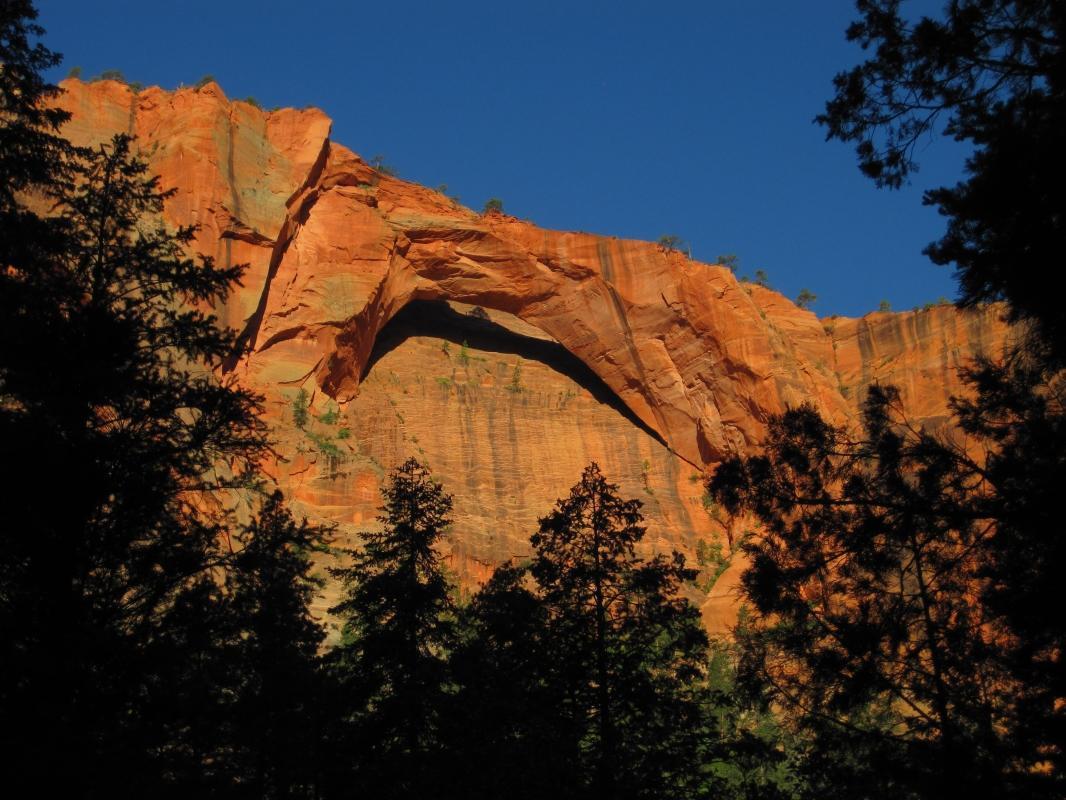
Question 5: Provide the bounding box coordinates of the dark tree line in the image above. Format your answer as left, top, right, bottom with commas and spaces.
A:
315, 458, 736, 800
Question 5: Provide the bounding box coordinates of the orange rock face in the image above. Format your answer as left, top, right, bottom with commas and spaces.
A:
827, 305, 1013, 428
56, 79, 1012, 633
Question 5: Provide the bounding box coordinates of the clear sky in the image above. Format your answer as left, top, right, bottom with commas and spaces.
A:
37, 0, 965, 318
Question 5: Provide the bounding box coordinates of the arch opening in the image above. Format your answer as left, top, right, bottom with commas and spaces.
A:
364, 299, 669, 450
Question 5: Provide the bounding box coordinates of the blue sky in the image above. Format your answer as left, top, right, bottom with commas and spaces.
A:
38, 0, 964, 317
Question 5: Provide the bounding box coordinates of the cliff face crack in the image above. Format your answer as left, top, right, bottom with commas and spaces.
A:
221, 136, 333, 371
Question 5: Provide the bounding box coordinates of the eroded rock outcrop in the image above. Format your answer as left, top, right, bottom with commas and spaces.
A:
55, 79, 1013, 630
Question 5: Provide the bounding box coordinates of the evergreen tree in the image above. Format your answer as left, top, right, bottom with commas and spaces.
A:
223, 491, 331, 798
324, 458, 455, 799
708, 387, 1045, 799
0, 0, 75, 219
818, 0, 1065, 361
814, 3, 1066, 793
0, 25, 292, 783
700, 635, 807, 800
446, 562, 583, 800
530, 463, 709, 800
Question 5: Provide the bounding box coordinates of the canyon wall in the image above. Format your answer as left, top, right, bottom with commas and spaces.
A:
56, 79, 1013, 630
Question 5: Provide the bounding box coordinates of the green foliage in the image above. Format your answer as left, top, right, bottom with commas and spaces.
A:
716, 253, 739, 272
0, 0, 72, 216
0, 53, 321, 787
96, 68, 125, 82
708, 388, 1033, 797
528, 463, 709, 799
446, 563, 582, 797
482, 197, 504, 214
701, 491, 723, 520
434, 183, 461, 204
701, 636, 808, 799
223, 491, 332, 795
505, 361, 523, 393
243, 95, 261, 109
658, 234, 686, 252
440, 340, 451, 357
458, 339, 471, 366
435, 375, 452, 389
795, 288, 816, 309
292, 388, 310, 428
693, 535, 730, 594
753, 269, 769, 288
369, 153, 396, 176
318, 402, 340, 426
66, 65, 81, 79
878, 299, 891, 312
306, 429, 342, 459
194, 73, 216, 88
640, 458, 652, 494
337, 427, 351, 440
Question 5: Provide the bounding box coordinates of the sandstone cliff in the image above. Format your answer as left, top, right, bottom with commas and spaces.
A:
56, 78, 1013, 631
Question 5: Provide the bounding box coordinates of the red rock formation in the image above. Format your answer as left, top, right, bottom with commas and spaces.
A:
827, 304, 1013, 427
55, 79, 1012, 632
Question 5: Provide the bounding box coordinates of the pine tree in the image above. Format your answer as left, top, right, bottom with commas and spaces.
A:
708, 387, 1042, 799
0, 119, 269, 794
324, 458, 455, 799
446, 562, 583, 800
530, 463, 708, 800
224, 491, 331, 798
818, 0, 1065, 361
0, 0, 75, 218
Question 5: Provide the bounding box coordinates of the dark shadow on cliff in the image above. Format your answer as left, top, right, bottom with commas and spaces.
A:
363, 300, 669, 450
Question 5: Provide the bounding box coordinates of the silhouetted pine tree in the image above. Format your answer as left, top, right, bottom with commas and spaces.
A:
0, 127, 273, 794
222, 491, 332, 798
708, 387, 1042, 800
530, 463, 709, 800
0, 15, 317, 785
323, 458, 455, 799
446, 562, 584, 800
0, 0, 76, 221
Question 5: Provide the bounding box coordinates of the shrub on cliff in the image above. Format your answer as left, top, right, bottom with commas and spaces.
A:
795, 288, 817, 309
